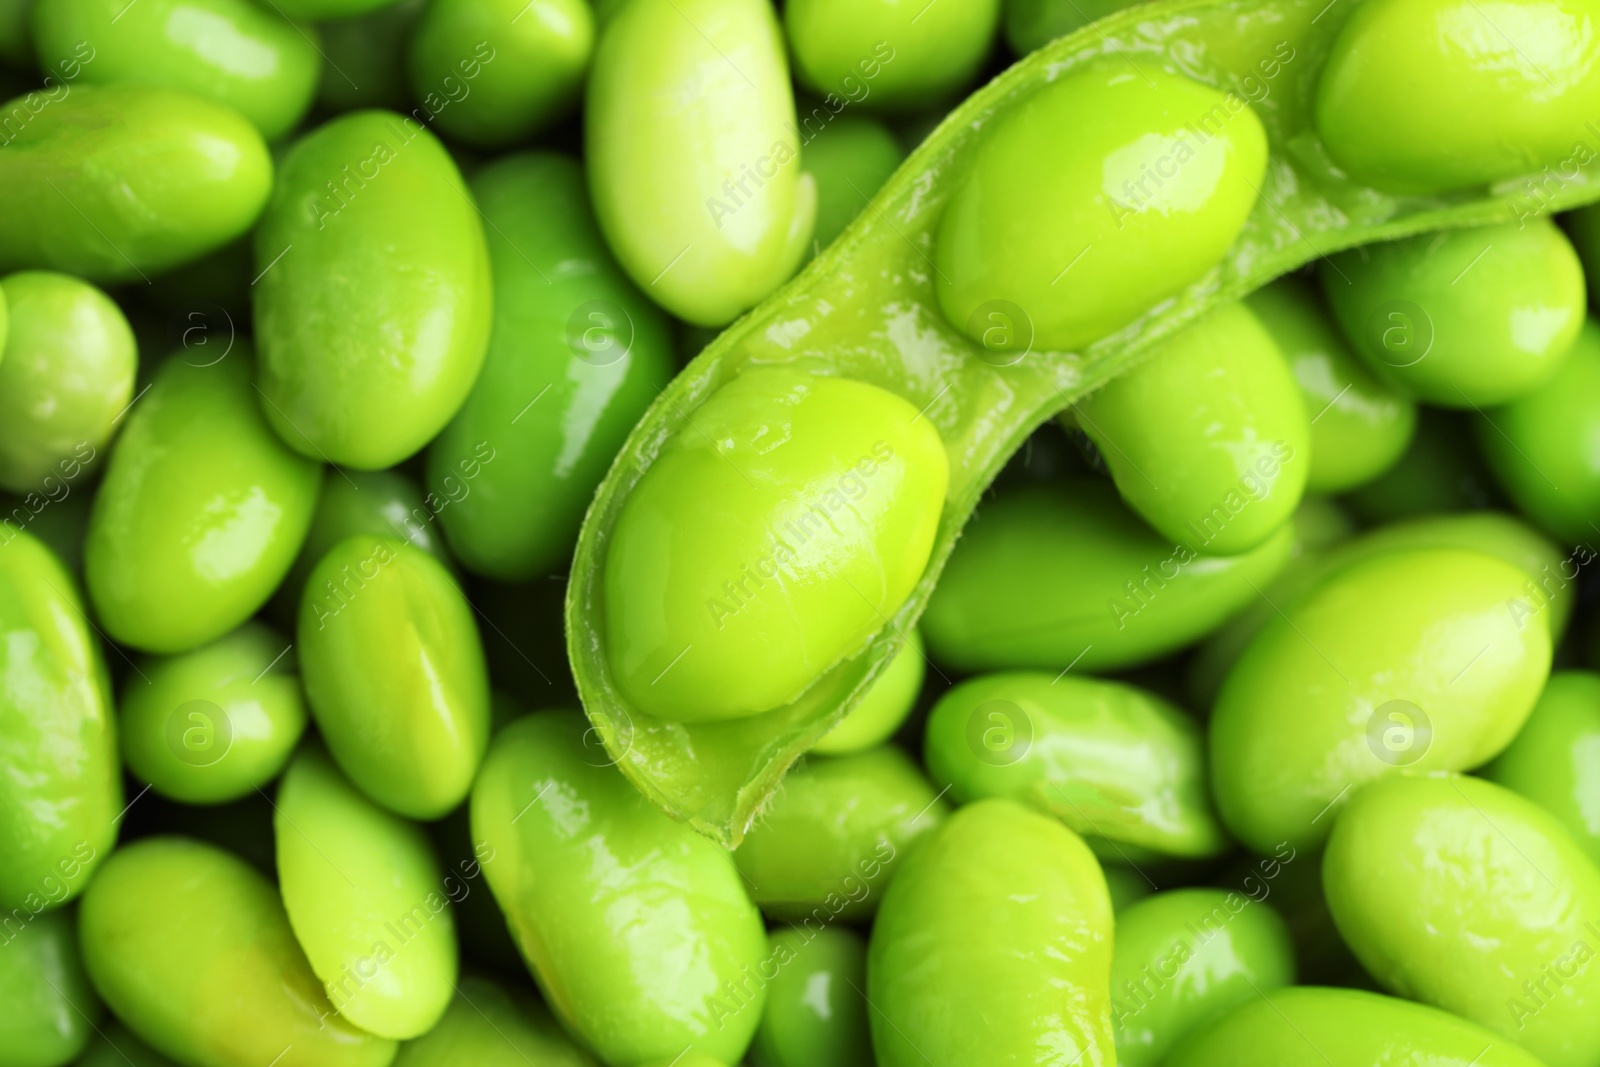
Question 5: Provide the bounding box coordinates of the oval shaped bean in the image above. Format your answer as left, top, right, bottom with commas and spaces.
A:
936, 64, 1266, 353
1211, 547, 1551, 852
84, 350, 321, 653
604, 368, 947, 722
0, 907, 100, 1067
0, 529, 117, 913
1322, 220, 1586, 407
1324, 773, 1600, 1066
869, 798, 1113, 1067
1165, 986, 1548, 1067
407, 0, 591, 146
1246, 275, 1414, 492
734, 746, 946, 919
811, 627, 923, 754
276, 745, 457, 1039
390, 974, 596, 1067
120, 621, 306, 804
0, 85, 271, 281
78, 837, 397, 1067
586, 0, 815, 325
925, 672, 1226, 861
1486, 671, 1600, 866
1110, 889, 1294, 1066
800, 114, 904, 251
1316, 0, 1600, 194
1074, 302, 1309, 554
428, 152, 673, 581
750, 926, 871, 1067
33, 0, 321, 141
786, 0, 997, 110
253, 110, 492, 469
923, 480, 1293, 674
298, 535, 489, 820
472, 710, 767, 1065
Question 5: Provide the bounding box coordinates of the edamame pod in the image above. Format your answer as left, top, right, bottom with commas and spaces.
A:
925, 672, 1227, 860
800, 115, 905, 252
750, 927, 871, 1067
120, 622, 306, 804
786, 0, 996, 109
298, 536, 490, 820
586, 0, 815, 326
733, 746, 946, 919
84, 350, 321, 653
0, 530, 117, 913
471, 711, 768, 1066
1211, 547, 1551, 852
1486, 671, 1600, 866
390, 975, 596, 1067
1073, 302, 1309, 553
78, 837, 398, 1067
811, 627, 923, 754
276, 746, 457, 1039
32, 0, 321, 141
0, 907, 100, 1067
427, 152, 673, 581
253, 110, 492, 469
0, 86, 271, 281
1324, 774, 1600, 1066
868, 798, 1114, 1067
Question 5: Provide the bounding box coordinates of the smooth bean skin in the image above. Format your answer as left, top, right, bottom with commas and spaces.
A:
408, 0, 592, 146
1164, 986, 1549, 1067
0, 85, 271, 282
0, 907, 100, 1067
1325, 774, 1600, 1066
1074, 303, 1310, 554
76, 1024, 182, 1067
1322, 220, 1586, 407
0, 530, 117, 912
1316, 0, 1600, 194
1486, 671, 1600, 866
786, 0, 996, 109
79, 838, 398, 1067
428, 153, 673, 581
390, 975, 596, 1067
733, 746, 947, 920
604, 368, 948, 722
84, 351, 321, 654
276, 746, 457, 1039
1211, 547, 1551, 853
586, 0, 815, 326
1478, 318, 1600, 541
868, 798, 1114, 1067
801, 115, 904, 251
812, 627, 923, 754
120, 622, 305, 804
253, 110, 492, 469
1246, 276, 1415, 492
1110, 889, 1294, 1067
923, 481, 1294, 673
0, 271, 134, 494
298, 536, 489, 820
925, 672, 1226, 860
1004, 0, 1140, 53
471, 711, 768, 1066
33, 0, 321, 141
936, 64, 1266, 353
750, 927, 871, 1067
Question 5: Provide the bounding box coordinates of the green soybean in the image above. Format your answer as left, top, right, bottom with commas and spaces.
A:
1324, 773, 1600, 1066
786, 0, 996, 110
1073, 302, 1309, 554
733, 745, 946, 920
1213, 547, 1551, 852
33, 0, 322, 141
79, 837, 397, 1067
925, 672, 1227, 861
276, 745, 457, 1040
750, 927, 871, 1067
586, 0, 814, 326
120, 622, 306, 804
0, 529, 117, 913
298, 535, 489, 820
0, 271, 135, 494
1245, 275, 1414, 492
0, 907, 100, 1067
84, 350, 321, 654
390, 974, 596, 1067
471, 711, 768, 1066
811, 628, 924, 755
1486, 671, 1600, 868
253, 109, 492, 470
868, 798, 1113, 1067
800, 114, 905, 252
428, 152, 673, 581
